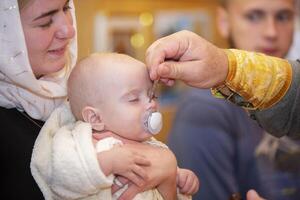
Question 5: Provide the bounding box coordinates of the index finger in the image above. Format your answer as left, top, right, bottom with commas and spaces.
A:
145, 38, 166, 80
117, 183, 141, 200
145, 33, 186, 80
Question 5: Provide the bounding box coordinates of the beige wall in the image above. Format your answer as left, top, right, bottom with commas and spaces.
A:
74, 0, 227, 60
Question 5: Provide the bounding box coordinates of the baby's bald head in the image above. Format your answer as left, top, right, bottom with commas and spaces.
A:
68, 53, 114, 120
68, 53, 144, 120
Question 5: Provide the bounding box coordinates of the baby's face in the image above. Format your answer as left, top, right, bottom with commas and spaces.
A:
99, 58, 159, 141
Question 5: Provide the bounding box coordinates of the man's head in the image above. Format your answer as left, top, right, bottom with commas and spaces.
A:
217, 0, 295, 58
68, 53, 158, 141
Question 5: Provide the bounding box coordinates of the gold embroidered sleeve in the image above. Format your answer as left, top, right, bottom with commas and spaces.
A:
212, 49, 292, 110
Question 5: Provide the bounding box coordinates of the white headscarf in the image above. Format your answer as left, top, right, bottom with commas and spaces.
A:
0, 0, 77, 121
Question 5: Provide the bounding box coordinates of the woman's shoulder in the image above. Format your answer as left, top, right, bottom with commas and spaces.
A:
0, 106, 22, 123
0, 106, 43, 133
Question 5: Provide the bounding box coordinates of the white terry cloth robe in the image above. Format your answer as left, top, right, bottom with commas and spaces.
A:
31, 102, 113, 200
31, 102, 191, 200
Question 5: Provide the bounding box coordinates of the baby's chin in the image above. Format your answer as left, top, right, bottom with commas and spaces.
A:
134, 131, 153, 142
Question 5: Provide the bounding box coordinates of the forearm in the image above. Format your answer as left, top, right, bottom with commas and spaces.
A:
96, 150, 113, 176
156, 171, 177, 200
251, 60, 300, 138
213, 50, 300, 138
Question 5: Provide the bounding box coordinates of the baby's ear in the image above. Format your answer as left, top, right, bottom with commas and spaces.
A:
82, 106, 105, 131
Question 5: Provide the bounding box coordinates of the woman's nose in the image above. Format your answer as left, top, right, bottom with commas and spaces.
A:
56, 24, 75, 40
55, 14, 75, 40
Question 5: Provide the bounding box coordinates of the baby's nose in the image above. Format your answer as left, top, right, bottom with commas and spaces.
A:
147, 98, 158, 110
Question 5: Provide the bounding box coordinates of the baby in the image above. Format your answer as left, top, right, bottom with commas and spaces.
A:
31, 53, 199, 200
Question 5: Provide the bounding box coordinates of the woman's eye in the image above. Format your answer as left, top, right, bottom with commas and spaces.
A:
63, 5, 72, 12
39, 20, 53, 28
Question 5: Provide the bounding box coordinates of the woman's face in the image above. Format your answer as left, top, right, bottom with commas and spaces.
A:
20, 0, 75, 77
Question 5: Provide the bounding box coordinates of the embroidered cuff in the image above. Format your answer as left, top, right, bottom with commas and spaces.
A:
212, 49, 292, 110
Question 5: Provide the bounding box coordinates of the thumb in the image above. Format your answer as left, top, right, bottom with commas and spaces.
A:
117, 183, 140, 200
158, 60, 204, 88
247, 190, 265, 200
158, 61, 189, 80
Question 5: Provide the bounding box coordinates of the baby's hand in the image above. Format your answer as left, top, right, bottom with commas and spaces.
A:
177, 168, 200, 195
247, 190, 266, 200
97, 145, 151, 187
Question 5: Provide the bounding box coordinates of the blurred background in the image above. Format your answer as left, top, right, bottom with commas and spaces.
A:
73, 0, 300, 143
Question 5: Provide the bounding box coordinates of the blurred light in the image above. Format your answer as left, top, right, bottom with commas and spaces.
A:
139, 12, 153, 26
130, 33, 145, 48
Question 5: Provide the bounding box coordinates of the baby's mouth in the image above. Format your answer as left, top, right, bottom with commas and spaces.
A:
142, 109, 163, 135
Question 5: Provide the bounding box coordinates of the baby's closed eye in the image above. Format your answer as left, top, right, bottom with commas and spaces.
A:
128, 97, 139, 102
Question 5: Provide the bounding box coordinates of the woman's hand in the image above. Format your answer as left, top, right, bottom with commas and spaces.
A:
94, 132, 177, 200
115, 143, 177, 200
97, 145, 150, 187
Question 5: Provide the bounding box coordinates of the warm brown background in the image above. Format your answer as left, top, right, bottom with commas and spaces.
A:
73, 0, 227, 142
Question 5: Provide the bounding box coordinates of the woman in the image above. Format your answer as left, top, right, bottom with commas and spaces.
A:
1, 1, 175, 199
1, 0, 76, 199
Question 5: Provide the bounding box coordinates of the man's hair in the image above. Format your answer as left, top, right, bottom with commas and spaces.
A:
220, 0, 298, 8
218, 0, 227, 7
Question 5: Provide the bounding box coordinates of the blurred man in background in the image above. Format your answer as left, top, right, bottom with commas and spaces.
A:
168, 0, 300, 199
